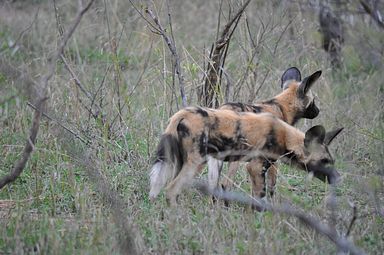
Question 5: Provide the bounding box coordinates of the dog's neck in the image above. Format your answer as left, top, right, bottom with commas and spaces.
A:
271, 84, 300, 125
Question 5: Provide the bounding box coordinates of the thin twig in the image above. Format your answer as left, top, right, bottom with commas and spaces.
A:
28, 101, 133, 160
0, 97, 47, 189
234, 16, 262, 102
346, 116, 384, 142
202, 0, 251, 107
60, 54, 103, 120
128, 0, 161, 34
53, 0, 65, 38
55, 2, 98, 120
128, 42, 153, 98
27, 102, 90, 146
144, 4, 187, 108
87, 64, 111, 126
346, 200, 358, 237
0, 8, 39, 55
253, 69, 270, 99
61, 55, 94, 101
360, 0, 384, 29
104, 0, 124, 126
253, 17, 293, 99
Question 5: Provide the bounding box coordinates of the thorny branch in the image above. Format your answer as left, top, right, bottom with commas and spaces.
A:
193, 180, 366, 255
0, 0, 96, 189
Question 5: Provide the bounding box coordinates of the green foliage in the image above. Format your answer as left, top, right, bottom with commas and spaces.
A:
0, 1, 383, 254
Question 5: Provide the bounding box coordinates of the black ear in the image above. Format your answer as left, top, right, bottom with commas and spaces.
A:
304, 125, 326, 147
298, 70, 322, 97
281, 67, 302, 89
324, 127, 343, 145
302, 99, 320, 119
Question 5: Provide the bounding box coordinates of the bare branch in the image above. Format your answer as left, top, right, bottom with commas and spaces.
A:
0, 0, 96, 190
144, 4, 187, 108
0, 8, 39, 55
27, 100, 133, 159
27, 102, 91, 146
360, 0, 384, 29
53, 0, 65, 38
128, 0, 161, 34
61, 54, 105, 121
248, 13, 293, 101
193, 180, 366, 255
87, 64, 111, 125
346, 200, 358, 237
128, 42, 153, 98
202, 0, 251, 107
61, 55, 94, 101
0, 97, 47, 189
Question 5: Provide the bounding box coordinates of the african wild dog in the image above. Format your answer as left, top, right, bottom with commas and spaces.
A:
210, 67, 322, 198
149, 107, 342, 206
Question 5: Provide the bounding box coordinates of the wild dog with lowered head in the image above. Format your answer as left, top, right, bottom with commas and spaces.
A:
149, 107, 342, 206
211, 67, 322, 198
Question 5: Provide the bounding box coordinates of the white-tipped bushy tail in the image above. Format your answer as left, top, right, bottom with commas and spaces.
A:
149, 161, 179, 200
149, 162, 167, 200
149, 133, 183, 201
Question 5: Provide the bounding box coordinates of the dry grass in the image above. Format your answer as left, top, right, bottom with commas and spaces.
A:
0, 0, 383, 254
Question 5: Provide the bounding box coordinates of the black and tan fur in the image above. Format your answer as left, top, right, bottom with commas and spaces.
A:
149, 106, 342, 206
211, 67, 322, 197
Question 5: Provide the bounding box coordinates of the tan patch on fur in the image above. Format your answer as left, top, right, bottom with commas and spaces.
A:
273, 81, 302, 124
150, 106, 337, 204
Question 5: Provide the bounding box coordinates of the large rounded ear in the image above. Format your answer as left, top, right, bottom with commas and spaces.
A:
298, 70, 322, 97
324, 127, 343, 145
304, 125, 326, 147
281, 67, 302, 89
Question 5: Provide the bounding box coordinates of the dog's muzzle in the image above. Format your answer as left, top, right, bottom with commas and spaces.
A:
303, 99, 319, 119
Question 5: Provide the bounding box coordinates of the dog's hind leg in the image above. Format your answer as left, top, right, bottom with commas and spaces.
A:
207, 156, 223, 191
266, 163, 278, 197
246, 158, 267, 198
165, 156, 201, 206
221, 161, 240, 191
